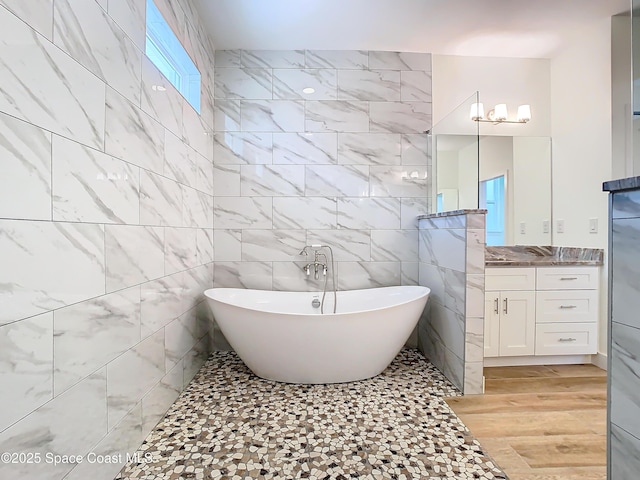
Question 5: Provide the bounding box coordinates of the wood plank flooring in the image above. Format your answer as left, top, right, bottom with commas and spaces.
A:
446, 364, 607, 480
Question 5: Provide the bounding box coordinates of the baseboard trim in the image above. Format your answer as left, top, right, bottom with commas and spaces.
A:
484, 354, 593, 367
591, 352, 608, 371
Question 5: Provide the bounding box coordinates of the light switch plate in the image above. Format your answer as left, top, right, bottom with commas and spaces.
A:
589, 218, 598, 233
557, 219, 565, 233
542, 220, 550, 234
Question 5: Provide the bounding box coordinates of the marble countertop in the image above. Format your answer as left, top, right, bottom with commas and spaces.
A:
417, 209, 487, 220
485, 245, 604, 267
603, 176, 640, 192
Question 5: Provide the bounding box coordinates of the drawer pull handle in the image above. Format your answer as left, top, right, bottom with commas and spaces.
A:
503, 297, 508, 314
559, 305, 577, 309
494, 298, 499, 314
558, 337, 577, 342
560, 277, 578, 280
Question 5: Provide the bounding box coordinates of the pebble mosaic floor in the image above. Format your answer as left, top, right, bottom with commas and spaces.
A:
116, 350, 507, 480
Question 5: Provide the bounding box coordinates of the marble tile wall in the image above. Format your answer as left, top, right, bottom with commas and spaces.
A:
0, 1, 215, 479
609, 188, 640, 478
213, 49, 432, 295
417, 212, 485, 394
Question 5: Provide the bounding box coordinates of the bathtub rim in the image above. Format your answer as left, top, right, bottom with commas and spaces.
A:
204, 285, 430, 317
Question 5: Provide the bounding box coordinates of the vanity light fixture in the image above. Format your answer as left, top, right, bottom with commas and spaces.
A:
470, 102, 531, 124
302, 87, 315, 94
152, 84, 166, 91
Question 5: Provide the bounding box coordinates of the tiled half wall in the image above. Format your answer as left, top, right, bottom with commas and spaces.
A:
0, 1, 216, 479
212, 50, 432, 299
417, 211, 486, 394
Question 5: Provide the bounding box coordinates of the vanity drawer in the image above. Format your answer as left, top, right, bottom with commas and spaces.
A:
486, 268, 535, 291
535, 290, 598, 324
536, 267, 599, 290
535, 322, 597, 355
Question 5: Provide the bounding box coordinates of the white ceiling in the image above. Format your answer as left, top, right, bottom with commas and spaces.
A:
195, 0, 629, 58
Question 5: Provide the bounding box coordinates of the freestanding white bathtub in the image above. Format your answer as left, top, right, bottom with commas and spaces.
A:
204, 286, 430, 384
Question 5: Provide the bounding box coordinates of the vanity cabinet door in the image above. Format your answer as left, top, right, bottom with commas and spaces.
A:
498, 291, 536, 356
484, 293, 500, 357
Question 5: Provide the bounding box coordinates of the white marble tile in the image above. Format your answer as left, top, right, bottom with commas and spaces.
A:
107, 329, 164, 429
272, 132, 337, 165
466, 229, 486, 274
242, 50, 305, 69
272, 261, 324, 292
53, 0, 141, 105
273, 69, 337, 100
611, 423, 640, 479
0, 7, 105, 149
430, 304, 465, 360
369, 51, 432, 71
214, 99, 241, 131
212, 165, 241, 196
53, 286, 140, 396
0, 220, 105, 326
52, 135, 140, 224
241, 164, 305, 196
371, 230, 419, 262
195, 154, 214, 195
213, 230, 241, 261
165, 227, 198, 275
419, 263, 446, 306
165, 307, 198, 372
0, 0, 53, 40
337, 198, 400, 230
444, 269, 465, 316
401, 71, 432, 102
370, 102, 431, 134
183, 336, 208, 386
467, 213, 485, 229
183, 264, 212, 311
466, 274, 485, 318
213, 197, 272, 229
64, 403, 144, 480
427, 228, 466, 273
305, 100, 369, 132
337, 262, 401, 290
105, 88, 165, 175
214, 68, 272, 99
213, 132, 272, 164
242, 230, 307, 262
0, 312, 53, 432
181, 186, 212, 228
196, 229, 214, 265
107, 0, 145, 50
307, 230, 371, 261
612, 219, 640, 330
305, 165, 369, 197
151, 0, 185, 42
241, 100, 305, 132
164, 131, 195, 187
338, 70, 400, 101
337, 133, 401, 165
213, 262, 272, 290
182, 19, 209, 73
139, 170, 183, 227
105, 224, 164, 292
370, 166, 429, 197
273, 197, 337, 229
140, 272, 184, 338
141, 361, 182, 432
465, 317, 484, 364
0, 369, 107, 480
141, 57, 184, 137
182, 103, 212, 160
0, 112, 51, 220
611, 322, 640, 440
215, 50, 241, 67
463, 360, 484, 395
401, 198, 429, 229
402, 134, 429, 165
401, 262, 419, 286
305, 50, 368, 69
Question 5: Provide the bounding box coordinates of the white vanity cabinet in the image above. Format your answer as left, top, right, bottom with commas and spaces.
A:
484, 266, 599, 360
484, 268, 536, 357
